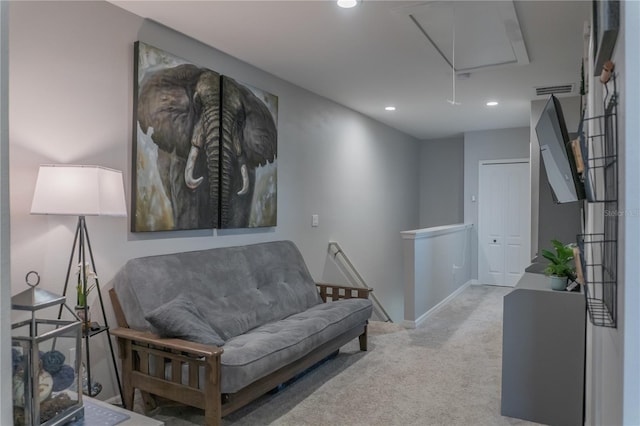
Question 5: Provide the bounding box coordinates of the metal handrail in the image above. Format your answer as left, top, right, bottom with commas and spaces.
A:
327, 242, 392, 322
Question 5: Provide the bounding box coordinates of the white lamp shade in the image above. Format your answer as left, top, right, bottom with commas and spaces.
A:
31, 165, 127, 217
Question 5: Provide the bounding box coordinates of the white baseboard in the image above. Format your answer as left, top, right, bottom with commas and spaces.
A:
469, 279, 481, 285
402, 280, 473, 329
104, 395, 122, 405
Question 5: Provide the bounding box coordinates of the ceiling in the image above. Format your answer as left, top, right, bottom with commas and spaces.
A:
109, 0, 591, 140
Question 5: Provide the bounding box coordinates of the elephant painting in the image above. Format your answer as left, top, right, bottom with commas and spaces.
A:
131, 42, 277, 231
220, 76, 277, 228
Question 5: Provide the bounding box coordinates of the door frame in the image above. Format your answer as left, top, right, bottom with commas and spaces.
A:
477, 158, 531, 285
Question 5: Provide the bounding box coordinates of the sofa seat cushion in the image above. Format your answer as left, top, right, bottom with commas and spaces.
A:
220, 298, 372, 393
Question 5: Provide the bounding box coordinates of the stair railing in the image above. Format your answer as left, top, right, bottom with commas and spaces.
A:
328, 241, 392, 322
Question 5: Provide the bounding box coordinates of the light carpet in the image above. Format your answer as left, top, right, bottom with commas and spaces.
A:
136, 285, 541, 426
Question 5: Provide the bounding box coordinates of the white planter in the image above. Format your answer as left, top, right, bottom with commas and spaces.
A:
549, 275, 568, 291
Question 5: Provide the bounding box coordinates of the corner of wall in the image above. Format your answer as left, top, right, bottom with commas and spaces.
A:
0, 2, 12, 424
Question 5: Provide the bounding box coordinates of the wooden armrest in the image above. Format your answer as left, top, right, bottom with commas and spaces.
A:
316, 283, 372, 301
111, 328, 223, 357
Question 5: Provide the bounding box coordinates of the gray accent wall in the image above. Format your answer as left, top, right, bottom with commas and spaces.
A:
464, 127, 531, 279
419, 136, 464, 228
8, 1, 420, 398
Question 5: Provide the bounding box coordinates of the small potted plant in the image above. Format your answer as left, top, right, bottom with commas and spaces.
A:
542, 239, 576, 291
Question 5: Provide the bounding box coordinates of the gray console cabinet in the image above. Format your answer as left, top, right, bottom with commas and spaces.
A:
501, 272, 586, 425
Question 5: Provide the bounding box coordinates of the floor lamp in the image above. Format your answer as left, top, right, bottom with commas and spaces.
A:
30, 164, 126, 401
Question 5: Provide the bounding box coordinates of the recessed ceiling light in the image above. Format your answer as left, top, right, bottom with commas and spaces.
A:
337, 0, 359, 8
385, 106, 396, 111
486, 101, 499, 106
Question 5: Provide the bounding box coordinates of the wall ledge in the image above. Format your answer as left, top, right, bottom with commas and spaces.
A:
401, 223, 473, 240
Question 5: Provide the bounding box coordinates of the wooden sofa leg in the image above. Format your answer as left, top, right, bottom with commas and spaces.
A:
120, 340, 136, 410
122, 383, 135, 411
204, 354, 222, 426
359, 325, 368, 351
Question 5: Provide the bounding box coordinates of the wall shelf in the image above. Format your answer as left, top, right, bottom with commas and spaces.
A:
579, 88, 618, 203
576, 74, 618, 328
578, 233, 617, 327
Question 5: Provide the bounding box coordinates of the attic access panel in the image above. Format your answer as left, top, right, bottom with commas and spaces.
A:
408, 1, 529, 73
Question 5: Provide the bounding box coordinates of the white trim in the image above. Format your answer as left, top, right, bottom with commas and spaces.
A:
104, 395, 122, 405
401, 223, 472, 240
479, 158, 529, 166
402, 280, 472, 329
469, 279, 481, 285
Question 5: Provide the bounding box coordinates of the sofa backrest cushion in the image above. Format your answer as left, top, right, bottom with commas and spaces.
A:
111, 241, 323, 340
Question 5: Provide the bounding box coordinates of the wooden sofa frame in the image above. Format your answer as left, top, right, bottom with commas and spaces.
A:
109, 283, 371, 426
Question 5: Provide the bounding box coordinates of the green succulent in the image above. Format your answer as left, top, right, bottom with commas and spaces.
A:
542, 239, 576, 278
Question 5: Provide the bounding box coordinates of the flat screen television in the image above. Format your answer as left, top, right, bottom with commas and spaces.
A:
536, 95, 585, 203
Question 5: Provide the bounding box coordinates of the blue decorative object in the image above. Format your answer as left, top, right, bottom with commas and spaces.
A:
12, 348, 23, 376
52, 365, 75, 392
11, 271, 84, 425
41, 350, 66, 374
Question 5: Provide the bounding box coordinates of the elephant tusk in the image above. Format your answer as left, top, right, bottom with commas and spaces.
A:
185, 146, 204, 189
237, 164, 249, 195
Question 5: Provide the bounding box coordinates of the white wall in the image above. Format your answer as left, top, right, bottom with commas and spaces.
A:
583, 2, 640, 424
401, 224, 472, 328
419, 136, 464, 228
463, 127, 530, 279
0, 1, 11, 423
622, 2, 640, 423
8, 1, 420, 399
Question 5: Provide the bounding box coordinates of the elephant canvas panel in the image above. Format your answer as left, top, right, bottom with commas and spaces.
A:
220, 76, 278, 228
132, 41, 221, 232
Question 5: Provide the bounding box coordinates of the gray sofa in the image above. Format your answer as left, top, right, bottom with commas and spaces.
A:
109, 240, 372, 425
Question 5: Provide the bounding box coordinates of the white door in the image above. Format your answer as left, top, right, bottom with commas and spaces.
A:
478, 160, 531, 286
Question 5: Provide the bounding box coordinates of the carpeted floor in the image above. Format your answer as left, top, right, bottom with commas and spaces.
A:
136, 285, 541, 426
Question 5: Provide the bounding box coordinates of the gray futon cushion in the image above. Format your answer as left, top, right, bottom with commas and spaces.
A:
144, 294, 225, 347
219, 297, 373, 393
111, 241, 323, 340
